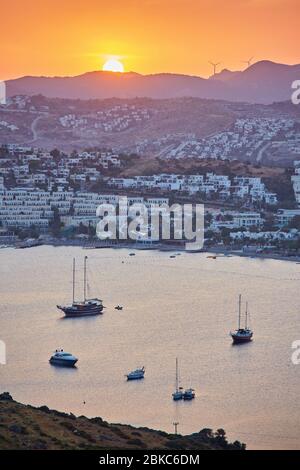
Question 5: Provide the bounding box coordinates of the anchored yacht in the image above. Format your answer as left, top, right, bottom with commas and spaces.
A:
230, 295, 253, 344
57, 256, 103, 317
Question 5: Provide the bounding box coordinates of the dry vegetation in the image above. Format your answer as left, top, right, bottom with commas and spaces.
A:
120, 156, 286, 179
0, 393, 245, 450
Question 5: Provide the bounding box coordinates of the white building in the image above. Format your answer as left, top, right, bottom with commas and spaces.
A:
292, 167, 300, 206
276, 209, 300, 227
232, 212, 262, 228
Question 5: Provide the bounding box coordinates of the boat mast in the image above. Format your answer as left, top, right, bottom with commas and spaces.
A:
238, 294, 242, 329
72, 258, 75, 303
245, 302, 248, 329
84, 256, 87, 301
175, 357, 179, 392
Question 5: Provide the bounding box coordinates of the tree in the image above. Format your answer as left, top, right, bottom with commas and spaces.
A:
205, 230, 215, 240
221, 228, 231, 245
29, 224, 40, 239
29, 160, 40, 173
215, 428, 227, 447
0, 146, 9, 158
199, 428, 213, 440
50, 206, 62, 237
6, 170, 16, 188
289, 215, 300, 230
77, 222, 89, 235
50, 148, 61, 163
216, 428, 226, 439
263, 213, 276, 231
232, 440, 246, 450
205, 213, 213, 225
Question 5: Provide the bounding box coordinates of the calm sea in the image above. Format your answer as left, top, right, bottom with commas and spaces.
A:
1, 246, 300, 449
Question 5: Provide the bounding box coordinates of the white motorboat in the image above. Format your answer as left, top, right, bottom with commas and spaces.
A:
49, 349, 78, 367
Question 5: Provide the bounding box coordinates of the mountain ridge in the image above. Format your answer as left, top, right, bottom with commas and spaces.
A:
5, 60, 300, 103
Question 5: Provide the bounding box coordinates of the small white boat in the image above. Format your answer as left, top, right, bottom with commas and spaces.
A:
126, 367, 145, 380
49, 349, 78, 367
172, 358, 183, 401
183, 388, 195, 400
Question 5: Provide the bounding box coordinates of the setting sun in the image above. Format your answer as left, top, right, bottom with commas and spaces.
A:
102, 58, 124, 73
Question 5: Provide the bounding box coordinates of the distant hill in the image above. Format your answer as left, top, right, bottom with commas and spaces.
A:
210, 69, 241, 82
6, 61, 300, 104
213, 61, 300, 103
0, 393, 245, 450
6, 71, 225, 101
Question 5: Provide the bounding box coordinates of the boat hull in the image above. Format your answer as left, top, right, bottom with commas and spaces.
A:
127, 375, 144, 380
183, 388, 195, 400
57, 304, 103, 317
172, 394, 183, 401
231, 333, 253, 344
49, 358, 77, 367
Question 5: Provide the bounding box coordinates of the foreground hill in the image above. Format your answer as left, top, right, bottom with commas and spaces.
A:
6, 61, 300, 104
0, 393, 245, 450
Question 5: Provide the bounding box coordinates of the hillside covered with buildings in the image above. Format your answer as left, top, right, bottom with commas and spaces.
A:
1, 95, 300, 167
0, 143, 300, 255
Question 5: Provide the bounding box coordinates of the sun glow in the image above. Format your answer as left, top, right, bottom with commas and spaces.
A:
102, 58, 124, 73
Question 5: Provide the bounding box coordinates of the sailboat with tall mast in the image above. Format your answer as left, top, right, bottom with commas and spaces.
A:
230, 295, 253, 344
57, 256, 103, 317
172, 358, 183, 401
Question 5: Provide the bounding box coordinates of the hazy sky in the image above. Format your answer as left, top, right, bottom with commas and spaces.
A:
1, 0, 299, 80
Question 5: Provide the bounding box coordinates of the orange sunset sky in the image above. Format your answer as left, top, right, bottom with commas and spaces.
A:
1, 0, 299, 80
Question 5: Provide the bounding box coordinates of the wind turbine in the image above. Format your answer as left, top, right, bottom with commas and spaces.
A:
242, 57, 254, 69
209, 61, 221, 76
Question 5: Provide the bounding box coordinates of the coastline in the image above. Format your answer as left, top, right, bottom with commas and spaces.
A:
205, 247, 300, 263
2, 239, 300, 263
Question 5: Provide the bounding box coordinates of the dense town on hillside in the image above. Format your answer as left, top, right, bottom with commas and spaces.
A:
59, 104, 152, 134
137, 118, 300, 162
1, 95, 300, 166
0, 143, 300, 254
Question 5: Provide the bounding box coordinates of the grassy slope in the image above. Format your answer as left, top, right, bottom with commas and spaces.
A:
0, 394, 245, 450
119, 157, 286, 179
